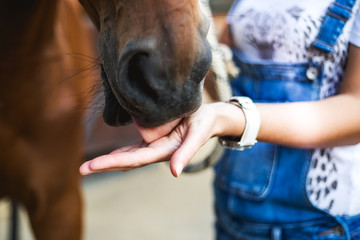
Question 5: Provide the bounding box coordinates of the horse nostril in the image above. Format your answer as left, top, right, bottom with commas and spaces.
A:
126, 52, 159, 100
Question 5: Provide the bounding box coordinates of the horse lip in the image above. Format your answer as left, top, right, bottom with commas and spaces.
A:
114, 70, 205, 128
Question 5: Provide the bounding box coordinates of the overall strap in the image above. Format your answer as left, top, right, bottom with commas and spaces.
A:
311, 0, 357, 54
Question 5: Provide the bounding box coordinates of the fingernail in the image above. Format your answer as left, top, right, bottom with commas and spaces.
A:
175, 164, 183, 177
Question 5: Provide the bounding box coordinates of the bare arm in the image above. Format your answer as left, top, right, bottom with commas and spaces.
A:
253, 44, 360, 148
216, 23, 360, 147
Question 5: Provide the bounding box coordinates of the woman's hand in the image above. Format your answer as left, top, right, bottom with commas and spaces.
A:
79, 103, 239, 177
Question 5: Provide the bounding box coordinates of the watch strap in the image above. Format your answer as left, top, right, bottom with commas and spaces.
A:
219, 97, 261, 150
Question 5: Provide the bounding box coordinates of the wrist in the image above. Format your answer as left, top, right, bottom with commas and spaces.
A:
211, 102, 246, 137
218, 97, 261, 150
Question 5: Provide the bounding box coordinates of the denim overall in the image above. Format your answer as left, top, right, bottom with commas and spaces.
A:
214, 0, 360, 239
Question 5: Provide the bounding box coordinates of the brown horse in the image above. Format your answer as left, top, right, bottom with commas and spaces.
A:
1, 0, 220, 239
80, 0, 213, 128
0, 0, 211, 240
0, 0, 96, 239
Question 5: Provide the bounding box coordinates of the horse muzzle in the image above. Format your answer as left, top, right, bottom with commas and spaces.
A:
101, 37, 212, 127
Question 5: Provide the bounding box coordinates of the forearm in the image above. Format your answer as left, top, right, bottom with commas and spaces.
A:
212, 94, 360, 149
212, 44, 360, 149
256, 95, 360, 148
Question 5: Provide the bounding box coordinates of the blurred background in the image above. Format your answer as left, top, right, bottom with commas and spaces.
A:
0, 0, 233, 239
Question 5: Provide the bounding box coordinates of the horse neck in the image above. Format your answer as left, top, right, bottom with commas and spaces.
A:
0, 0, 63, 125
1, 0, 95, 125
0, 0, 59, 60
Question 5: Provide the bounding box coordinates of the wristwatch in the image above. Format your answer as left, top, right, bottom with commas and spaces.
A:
218, 97, 261, 150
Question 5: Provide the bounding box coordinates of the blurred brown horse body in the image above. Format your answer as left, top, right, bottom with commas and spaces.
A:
0, 0, 95, 239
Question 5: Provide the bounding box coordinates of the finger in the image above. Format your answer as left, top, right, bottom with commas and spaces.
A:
80, 141, 148, 175
79, 153, 149, 175
170, 127, 211, 177
80, 149, 160, 175
79, 161, 92, 175
109, 140, 147, 154
80, 164, 142, 175
80, 135, 181, 175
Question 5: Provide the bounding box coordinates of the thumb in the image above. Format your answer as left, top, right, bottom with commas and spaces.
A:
169, 127, 210, 177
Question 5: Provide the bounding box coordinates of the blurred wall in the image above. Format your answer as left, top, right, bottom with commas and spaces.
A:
209, 0, 234, 13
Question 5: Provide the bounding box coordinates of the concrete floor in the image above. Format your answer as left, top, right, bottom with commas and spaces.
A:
83, 165, 215, 240
0, 164, 215, 240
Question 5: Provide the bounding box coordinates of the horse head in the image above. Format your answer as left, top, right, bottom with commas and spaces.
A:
80, 0, 212, 127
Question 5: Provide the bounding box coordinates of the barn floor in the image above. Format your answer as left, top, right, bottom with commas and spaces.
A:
0, 158, 215, 240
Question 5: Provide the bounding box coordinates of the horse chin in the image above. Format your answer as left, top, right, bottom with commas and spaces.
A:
102, 81, 203, 127
103, 96, 201, 128
102, 104, 133, 126
131, 83, 203, 127
103, 71, 205, 127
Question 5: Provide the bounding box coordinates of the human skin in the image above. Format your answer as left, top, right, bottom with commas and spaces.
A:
79, 44, 360, 177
